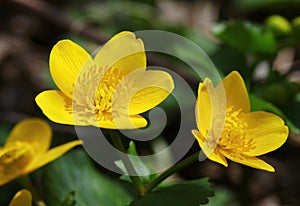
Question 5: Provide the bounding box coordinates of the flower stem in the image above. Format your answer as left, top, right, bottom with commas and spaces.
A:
146, 151, 200, 193
18, 175, 47, 206
109, 130, 145, 195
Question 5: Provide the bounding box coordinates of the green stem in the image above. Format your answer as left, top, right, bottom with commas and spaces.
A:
109, 131, 145, 195
146, 151, 200, 193
18, 175, 46, 206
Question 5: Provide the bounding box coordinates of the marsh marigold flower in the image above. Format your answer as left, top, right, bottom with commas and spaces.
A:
9, 189, 32, 206
35, 31, 174, 129
192, 71, 288, 172
0, 118, 81, 186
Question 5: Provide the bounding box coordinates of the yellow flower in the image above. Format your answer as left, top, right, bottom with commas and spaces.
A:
9, 189, 32, 206
0, 118, 81, 186
35, 31, 174, 129
192, 71, 288, 172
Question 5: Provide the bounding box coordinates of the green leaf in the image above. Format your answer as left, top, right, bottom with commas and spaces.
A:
211, 46, 247, 77
130, 178, 214, 206
183, 30, 219, 55
205, 187, 238, 206
41, 149, 133, 206
250, 94, 300, 134
213, 20, 277, 55
115, 141, 157, 183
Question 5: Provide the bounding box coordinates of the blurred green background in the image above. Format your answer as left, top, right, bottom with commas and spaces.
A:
1, 0, 300, 205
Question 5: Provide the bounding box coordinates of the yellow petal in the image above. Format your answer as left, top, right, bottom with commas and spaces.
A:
9, 189, 32, 206
50, 40, 94, 97
5, 118, 52, 154
92, 115, 148, 129
216, 71, 250, 112
192, 130, 228, 167
25, 140, 82, 174
221, 150, 275, 172
196, 81, 212, 136
35, 90, 75, 125
94, 31, 146, 75
242, 111, 288, 156
113, 69, 174, 115
110, 31, 134, 40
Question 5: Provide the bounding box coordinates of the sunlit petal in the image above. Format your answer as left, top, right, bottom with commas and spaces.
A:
114, 69, 174, 115
94, 31, 146, 75
243, 111, 288, 156
221, 151, 275, 172
216, 71, 250, 112
35, 90, 74, 125
50, 40, 94, 97
192, 130, 228, 167
93, 114, 148, 129
196, 80, 212, 137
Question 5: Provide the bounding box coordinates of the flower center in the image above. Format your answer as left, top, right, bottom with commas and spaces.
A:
208, 106, 255, 152
0, 142, 32, 171
71, 66, 132, 124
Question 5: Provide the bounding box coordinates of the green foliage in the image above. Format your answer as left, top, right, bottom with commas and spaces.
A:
211, 46, 247, 77
206, 187, 238, 206
115, 141, 157, 183
257, 77, 300, 107
130, 178, 214, 206
41, 149, 133, 206
213, 20, 277, 55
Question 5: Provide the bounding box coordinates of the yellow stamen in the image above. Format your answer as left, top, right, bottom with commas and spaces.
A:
71, 66, 133, 123
0, 142, 32, 170
208, 106, 255, 152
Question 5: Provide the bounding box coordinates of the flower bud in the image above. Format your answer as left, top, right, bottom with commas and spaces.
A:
292, 16, 300, 35
265, 15, 292, 36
